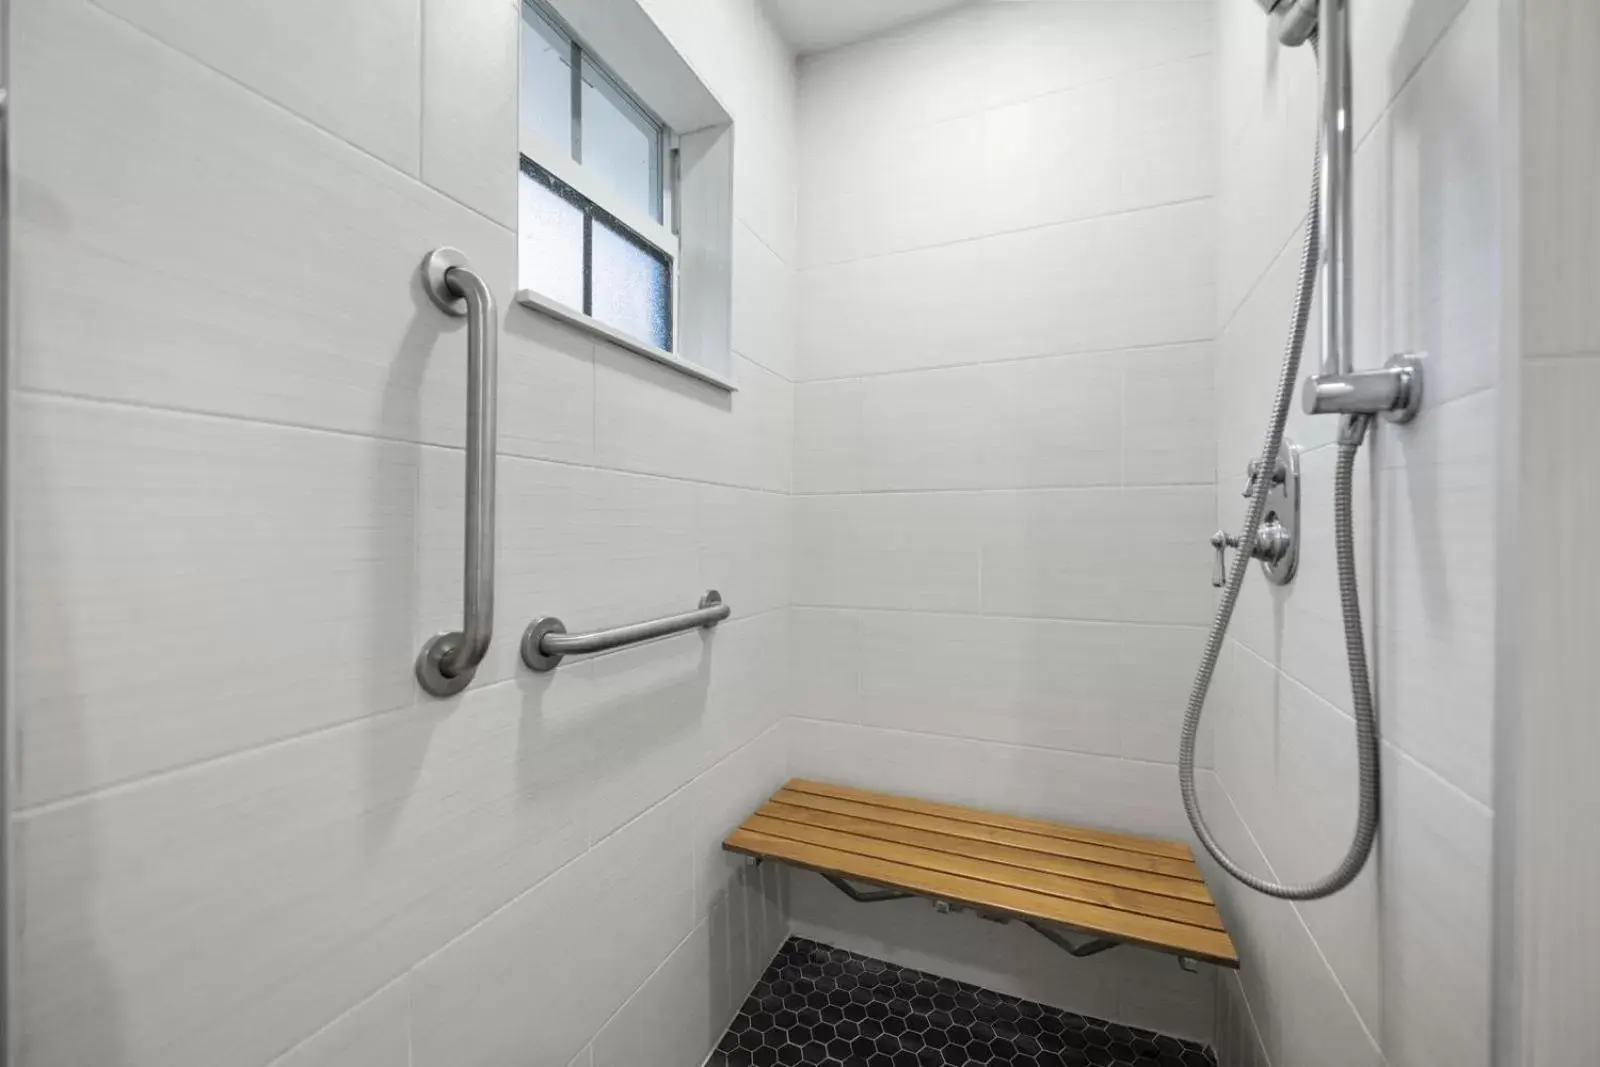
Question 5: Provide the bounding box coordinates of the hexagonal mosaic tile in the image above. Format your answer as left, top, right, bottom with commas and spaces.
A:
709, 937, 1216, 1067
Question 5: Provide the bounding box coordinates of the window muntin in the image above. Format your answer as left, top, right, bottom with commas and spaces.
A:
521, 158, 673, 352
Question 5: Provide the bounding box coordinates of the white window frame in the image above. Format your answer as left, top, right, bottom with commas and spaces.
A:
517, 0, 738, 390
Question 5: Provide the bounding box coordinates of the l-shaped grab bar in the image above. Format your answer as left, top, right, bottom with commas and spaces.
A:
415, 247, 499, 697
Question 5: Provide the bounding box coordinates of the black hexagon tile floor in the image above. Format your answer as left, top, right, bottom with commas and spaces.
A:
709, 937, 1216, 1067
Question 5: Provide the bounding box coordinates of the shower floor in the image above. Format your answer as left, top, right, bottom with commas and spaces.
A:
709, 936, 1215, 1067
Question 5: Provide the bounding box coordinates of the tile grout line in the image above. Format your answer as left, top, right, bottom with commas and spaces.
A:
793, 336, 1216, 385
797, 195, 1215, 274
789, 603, 1212, 633
789, 716, 1193, 773
18, 387, 793, 498
12, 605, 790, 820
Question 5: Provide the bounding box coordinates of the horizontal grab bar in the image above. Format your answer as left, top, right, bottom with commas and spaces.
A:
520, 591, 730, 672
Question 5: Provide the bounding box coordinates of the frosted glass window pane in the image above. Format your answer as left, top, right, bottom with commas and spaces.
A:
581, 56, 660, 221
521, 4, 572, 155
518, 171, 584, 309
592, 218, 671, 350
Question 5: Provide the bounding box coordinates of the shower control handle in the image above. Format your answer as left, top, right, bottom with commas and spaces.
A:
1210, 522, 1294, 589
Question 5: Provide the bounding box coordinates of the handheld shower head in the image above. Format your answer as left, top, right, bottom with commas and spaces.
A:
1255, 0, 1317, 46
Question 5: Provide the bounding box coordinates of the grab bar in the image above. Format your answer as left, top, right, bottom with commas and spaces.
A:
521, 591, 729, 672
415, 247, 499, 697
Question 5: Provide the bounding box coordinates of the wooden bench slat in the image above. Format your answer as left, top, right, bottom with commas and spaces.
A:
745, 812, 1224, 931
786, 779, 1194, 862
759, 800, 1214, 906
726, 827, 1239, 967
773, 788, 1204, 884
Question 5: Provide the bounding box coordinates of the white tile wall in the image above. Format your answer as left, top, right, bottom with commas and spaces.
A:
407, 786, 696, 1067
271, 980, 411, 1067
1502, 0, 1600, 1057
792, 609, 1212, 767
1506, 355, 1600, 1067
789, 1, 1221, 1039
1210, 0, 1500, 1063
421, 0, 519, 226
798, 200, 1215, 381
91, 0, 424, 173
11, 1, 797, 1066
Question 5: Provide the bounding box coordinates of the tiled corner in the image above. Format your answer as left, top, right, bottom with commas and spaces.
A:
711, 937, 1216, 1067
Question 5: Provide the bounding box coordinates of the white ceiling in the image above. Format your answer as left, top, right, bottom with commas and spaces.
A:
765, 0, 970, 56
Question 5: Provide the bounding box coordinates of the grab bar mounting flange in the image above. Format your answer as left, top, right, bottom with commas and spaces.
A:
521, 590, 728, 673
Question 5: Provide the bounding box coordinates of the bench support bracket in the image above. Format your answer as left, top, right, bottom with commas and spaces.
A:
822, 873, 917, 903
1023, 920, 1120, 959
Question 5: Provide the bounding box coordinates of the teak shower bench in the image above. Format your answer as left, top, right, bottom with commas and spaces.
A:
723, 779, 1239, 970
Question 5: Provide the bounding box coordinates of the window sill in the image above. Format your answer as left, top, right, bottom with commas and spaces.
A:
514, 289, 737, 393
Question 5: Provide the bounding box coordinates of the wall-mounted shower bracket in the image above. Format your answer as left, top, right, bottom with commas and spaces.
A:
1212, 439, 1301, 587
1302, 353, 1425, 423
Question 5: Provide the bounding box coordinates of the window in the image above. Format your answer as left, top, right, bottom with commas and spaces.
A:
519, 0, 677, 354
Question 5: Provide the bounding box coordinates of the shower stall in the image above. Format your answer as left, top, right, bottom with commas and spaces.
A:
0, 0, 1592, 1065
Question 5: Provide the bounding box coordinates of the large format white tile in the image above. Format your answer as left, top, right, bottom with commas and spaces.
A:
800, 110, 984, 268
18, 681, 588, 1067
696, 485, 792, 618
1373, 391, 1497, 804
1351, 0, 1500, 413
851, 610, 1207, 766
409, 786, 695, 1067
1123, 343, 1216, 486
797, 237, 990, 381
1523, 0, 1600, 357
732, 222, 797, 380
854, 355, 1122, 491
1213, 35, 1318, 332
14, 396, 417, 804
1209, 640, 1382, 1031
695, 610, 790, 773
592, 922, 719, 1067
594, 349, 793, 493
799, 201, 1213, 381
693, 724, 788, 915
785, 608, 863, 724
979, 0, 1215, 112
1376, 748, 1492, 1067
1513, 355, 1600, 1065
797, 5, 989, 148
980, 487, 1217, 625
88, 0, 422, 172
513, 631, 713, 845
792, 380, 863, 494
422, 0, 518, 226
269, 979, 411, 1067
792, 493, 984, 612
1350, 0, 1470, 147
12, 0, 593, 464
1195, 773, 1384, 1067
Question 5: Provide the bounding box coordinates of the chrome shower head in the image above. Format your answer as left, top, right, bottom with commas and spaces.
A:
1256, 0, 1317, 47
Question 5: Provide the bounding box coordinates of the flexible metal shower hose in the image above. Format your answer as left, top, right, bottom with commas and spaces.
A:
1175, 96, 1382, 900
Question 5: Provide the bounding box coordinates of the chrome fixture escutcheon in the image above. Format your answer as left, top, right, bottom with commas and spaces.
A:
1211, 438, 1301, 587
